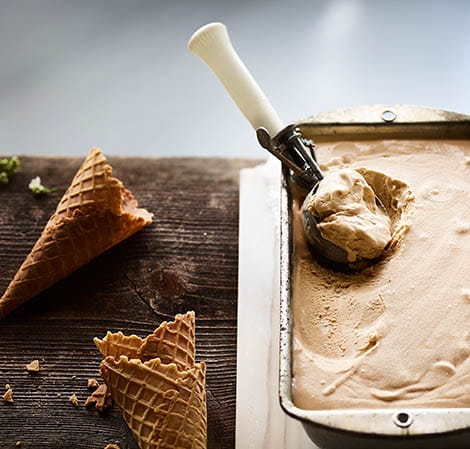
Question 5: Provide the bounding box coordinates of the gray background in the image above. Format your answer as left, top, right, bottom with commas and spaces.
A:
1, 0, 469, 159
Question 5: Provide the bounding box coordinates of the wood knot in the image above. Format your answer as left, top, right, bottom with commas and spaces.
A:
151, 268, 186, 299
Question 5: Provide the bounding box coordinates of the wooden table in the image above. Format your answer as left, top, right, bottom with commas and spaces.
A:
0, 155, 260, 449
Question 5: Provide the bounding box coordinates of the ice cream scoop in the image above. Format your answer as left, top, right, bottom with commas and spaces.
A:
302, 168, 392, 263
188, 22, 387, 265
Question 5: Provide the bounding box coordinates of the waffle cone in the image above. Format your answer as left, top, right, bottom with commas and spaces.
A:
94, 312, 207, 449
101, 356, 206, 449
94, 331, 146, 361
95, 312, 196, 371
0, 148, 153, 318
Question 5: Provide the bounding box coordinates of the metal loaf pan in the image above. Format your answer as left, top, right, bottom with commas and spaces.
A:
279, 105, 470, 449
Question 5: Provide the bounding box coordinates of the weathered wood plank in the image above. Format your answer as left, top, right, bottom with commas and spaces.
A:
0, 155, 260, 449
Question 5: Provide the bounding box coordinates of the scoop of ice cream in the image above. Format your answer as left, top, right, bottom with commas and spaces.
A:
305, 168, 392, 262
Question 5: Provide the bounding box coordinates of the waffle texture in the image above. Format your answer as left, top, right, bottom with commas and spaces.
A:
94, 312, 207, 449
0, 148, 153, 318
95, 312, 196, 370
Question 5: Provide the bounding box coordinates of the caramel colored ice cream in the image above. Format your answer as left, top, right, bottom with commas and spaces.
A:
292, 139, 470, 409
302, 168, 393, 262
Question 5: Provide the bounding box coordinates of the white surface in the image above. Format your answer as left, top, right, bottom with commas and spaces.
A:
236, 159, 317, 448
0, 1, 469, 157
189, 22, 284, 136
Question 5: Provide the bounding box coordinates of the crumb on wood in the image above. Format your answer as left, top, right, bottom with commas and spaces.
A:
84, 384, 113, 411
104, 444, 121, 449
3, 386, 13, 403
16, 442, 22, 447
69, 393, 79, 407
26, 359, 40, 372
87, 378, 100, 389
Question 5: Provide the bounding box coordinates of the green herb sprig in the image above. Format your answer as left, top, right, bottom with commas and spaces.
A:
0, 156, 20, 184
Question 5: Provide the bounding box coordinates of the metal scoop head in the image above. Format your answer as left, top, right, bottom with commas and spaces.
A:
257, 125, 351, 264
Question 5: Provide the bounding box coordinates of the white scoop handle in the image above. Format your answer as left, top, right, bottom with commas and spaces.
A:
188, 22, 284, 137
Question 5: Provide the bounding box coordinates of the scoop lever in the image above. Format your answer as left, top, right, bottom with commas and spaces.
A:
256, 125, 324, 191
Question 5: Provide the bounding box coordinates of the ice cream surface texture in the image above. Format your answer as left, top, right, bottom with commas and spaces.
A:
303, 168, 392, 262
292, 139, 470, 409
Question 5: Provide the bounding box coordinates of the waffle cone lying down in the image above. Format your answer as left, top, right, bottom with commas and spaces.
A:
94, 312, 207, 449
0, 148, 153, 319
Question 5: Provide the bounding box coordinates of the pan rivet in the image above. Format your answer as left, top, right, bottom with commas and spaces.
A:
381, 110, 397, 122
393, 411, 413, 428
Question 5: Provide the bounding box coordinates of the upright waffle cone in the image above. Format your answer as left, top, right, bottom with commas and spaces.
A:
95, 312, 196, 370
137, 311, 195, 370
0, 148, 153, 318
101, 356, 206, 449
94, 312, 207, 449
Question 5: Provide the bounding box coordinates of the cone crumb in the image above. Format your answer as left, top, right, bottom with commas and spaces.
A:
104, 444, 120, 449
87, 378, 99, 389
84, 384, 113, 411
69, 393, 79, 407
25, 359, 40, 372
3, 386, 13, 403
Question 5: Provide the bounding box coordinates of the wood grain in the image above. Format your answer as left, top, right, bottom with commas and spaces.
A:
0, 155, 260, 449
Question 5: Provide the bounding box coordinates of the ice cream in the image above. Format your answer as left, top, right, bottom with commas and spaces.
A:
292, 139, 470, 409
302, 168, 393, 262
